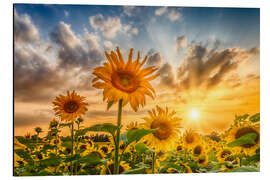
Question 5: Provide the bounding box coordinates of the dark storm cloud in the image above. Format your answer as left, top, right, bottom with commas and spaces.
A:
14, 10, 39, 44
50, 21, 103, 70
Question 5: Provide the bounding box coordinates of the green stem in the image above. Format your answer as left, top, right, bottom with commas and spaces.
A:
74, 122, 80, 175
113, 99, 123, 174
71, 121, 74, 175
152, 152, 155, 174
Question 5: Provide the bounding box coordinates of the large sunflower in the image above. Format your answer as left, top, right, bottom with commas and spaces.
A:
53, 90, 88, 122
142, 106, 182, 151
92, 47, 159, 112
227, 122, 260, 155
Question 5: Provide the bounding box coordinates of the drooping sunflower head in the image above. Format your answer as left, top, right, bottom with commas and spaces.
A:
53, 90, 88, 122
142, 106, 182, 151
24, 132, 31, 139
183, 129, 200, 148
92, 47, 159, 112
49, 118, 59, 129
100, 160, 130, 174
126, 121, 140, 132
227, 122, 260, 155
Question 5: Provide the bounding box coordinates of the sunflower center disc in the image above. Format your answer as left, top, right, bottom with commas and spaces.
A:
151, 120, 172, 140
64, 101, 79, 113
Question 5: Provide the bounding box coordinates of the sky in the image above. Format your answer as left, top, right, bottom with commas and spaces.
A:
14, 4, 260, 136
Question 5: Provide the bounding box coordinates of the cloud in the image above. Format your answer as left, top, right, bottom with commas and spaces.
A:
168, 9, 182, 21
147, 52, 162, 67
14, 9, 39, 44
176, 35, 187, 50
155, 7, 167, 16
64, 10, 69, 17
89, 14, 123, 38
15, 20, 103, 103
158, 63, 176, 88
103, 40, 113, 50
131, 28, 138, 35
89, 13, 138, 39
177, 44, 260, 91
123, 6, 136, 17
14, 45, 64, 102
50, 21, 103, 70
155, 7, 182, 22
15, 111, 52, 127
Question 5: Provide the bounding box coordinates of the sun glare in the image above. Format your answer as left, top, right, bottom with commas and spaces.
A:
190, 109, 199, 120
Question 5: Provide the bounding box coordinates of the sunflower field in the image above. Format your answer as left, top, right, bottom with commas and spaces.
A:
14, 48, 260, 176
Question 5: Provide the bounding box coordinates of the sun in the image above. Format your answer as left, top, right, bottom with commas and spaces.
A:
190, 109, 199, 120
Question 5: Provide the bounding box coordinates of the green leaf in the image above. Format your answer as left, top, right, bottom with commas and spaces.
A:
126, 129, 155, 145
79, 152, 101, 165
59, 122, 72, 128
39, 155, 61, 167
107, 101, 114, 110
15, 149, 33, 164
15, 136, 35, 149
232, 166, 259, 172
249, 113, 260, 123
227, 133, 257, 147
162, 163, 183, 173
123, 167, 145, 174
86, 123, 118, 137
120, 133, 128, 144
135, 143, 148, 153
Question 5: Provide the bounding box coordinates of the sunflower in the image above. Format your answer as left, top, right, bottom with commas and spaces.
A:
99, 145, 112, 154
156, 151, 167, 162
192, 143, 205, 159
89, 149, 105, 159
182, 129, 200, 149
53, 90, 88, 122
14, 153, 27, 167
35, 152, 46, 161
126, 121, 140, 131
24, 132, 31, 139
14, 137, 27, 150
86, 139, 95, 149
180, 163, 192, 173
217, 148, 233, 163
77, 142, 92, 156
227, 122, 260, 155
142, 106, 182, 152
100, 160, 130, 174
49, 137, 62, 146
92, 47, 159, 112
197, 155, 209, 167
